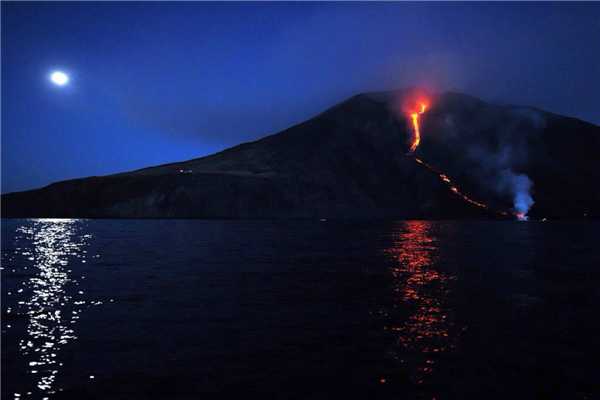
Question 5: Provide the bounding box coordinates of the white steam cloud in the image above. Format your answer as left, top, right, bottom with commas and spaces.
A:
498, 170, 534, 220
460, 108, 543, 220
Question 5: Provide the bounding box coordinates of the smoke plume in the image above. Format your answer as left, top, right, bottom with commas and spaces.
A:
498, 170, 534, 220
456, 107, 544, 220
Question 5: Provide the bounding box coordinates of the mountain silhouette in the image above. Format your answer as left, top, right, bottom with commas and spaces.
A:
3, 90, 599, 219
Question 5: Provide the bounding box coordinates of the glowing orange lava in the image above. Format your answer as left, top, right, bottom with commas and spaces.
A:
415, 157, 491, 211
408, 102, 428, 153
400, 92, 517, 219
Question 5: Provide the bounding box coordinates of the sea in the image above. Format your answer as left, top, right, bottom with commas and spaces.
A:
2, 219, 599, 399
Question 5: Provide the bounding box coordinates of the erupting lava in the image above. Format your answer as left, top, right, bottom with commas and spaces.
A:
395, 91, 527, 219
398, 92, 514, 218
408, 102, 428, 153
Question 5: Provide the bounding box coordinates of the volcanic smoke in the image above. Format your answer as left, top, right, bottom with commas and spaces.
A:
499, 170, 534, 221
402, 94, 493, 213
398, 91, 534, 220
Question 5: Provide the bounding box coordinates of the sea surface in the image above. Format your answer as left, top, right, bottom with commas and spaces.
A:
2, 219, 599, 399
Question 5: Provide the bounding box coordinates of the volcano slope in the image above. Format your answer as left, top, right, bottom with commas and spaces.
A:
2, 90, 599, 219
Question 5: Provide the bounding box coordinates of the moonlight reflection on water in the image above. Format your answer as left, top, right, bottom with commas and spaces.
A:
2, 220, 598, 399
7, 219, 94, 399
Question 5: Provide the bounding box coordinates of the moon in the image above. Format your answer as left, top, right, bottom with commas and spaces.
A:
49, 70, 69, 86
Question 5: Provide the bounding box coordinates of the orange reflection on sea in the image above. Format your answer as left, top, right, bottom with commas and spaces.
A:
383, 221, 457, 385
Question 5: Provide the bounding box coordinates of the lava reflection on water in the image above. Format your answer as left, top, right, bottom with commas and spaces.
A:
7, 219, 91, 398
383, 221, 457, 385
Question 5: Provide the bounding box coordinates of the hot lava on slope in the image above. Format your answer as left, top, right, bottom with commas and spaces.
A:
401, 93, 512, 219
399, 92, 429, 154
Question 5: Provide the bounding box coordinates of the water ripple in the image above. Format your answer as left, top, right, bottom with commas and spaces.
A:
383, 221, 458, 385
3, 219, 97, 399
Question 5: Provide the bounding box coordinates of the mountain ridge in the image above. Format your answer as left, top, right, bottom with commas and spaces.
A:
3, 89, 599, 219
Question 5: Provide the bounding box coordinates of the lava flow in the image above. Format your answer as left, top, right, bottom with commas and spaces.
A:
414, 157, 502, 213
401, 94, 511, 218
408, 102, 428, 153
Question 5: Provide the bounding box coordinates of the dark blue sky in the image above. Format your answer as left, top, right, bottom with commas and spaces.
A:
2, 2, 599, 193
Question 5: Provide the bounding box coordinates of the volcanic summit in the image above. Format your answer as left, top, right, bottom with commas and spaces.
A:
2, 90, 599, 219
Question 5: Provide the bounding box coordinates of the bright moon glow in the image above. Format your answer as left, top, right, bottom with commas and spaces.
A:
50, 71, 69, 86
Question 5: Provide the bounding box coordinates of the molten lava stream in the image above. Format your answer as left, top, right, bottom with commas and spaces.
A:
408, 103, 427, 153
414, 157, 498, 213
404, 97, 512, 218
409, 113, 421, 152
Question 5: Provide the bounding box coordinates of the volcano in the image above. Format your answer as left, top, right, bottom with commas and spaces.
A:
2, 90, 599, 219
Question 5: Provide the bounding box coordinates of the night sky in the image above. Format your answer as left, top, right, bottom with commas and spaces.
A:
2, 2, 599, 193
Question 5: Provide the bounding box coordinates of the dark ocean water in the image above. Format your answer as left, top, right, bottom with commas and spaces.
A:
1, 219, 599, 400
